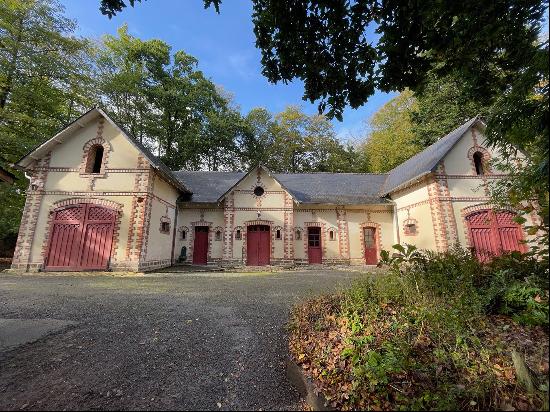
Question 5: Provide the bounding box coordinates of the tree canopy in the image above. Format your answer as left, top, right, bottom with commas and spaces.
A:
98, 0, 547, 120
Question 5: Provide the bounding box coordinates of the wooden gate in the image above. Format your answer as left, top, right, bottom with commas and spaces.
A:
45, 203, 116, 271
193, 226, 209, 265
247, 225, 270, 266
363, 227, 378, 265
307, 227, 322, 264
466, 209, 526, 262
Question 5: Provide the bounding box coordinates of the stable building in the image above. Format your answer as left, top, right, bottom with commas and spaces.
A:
10, 108, 539, 272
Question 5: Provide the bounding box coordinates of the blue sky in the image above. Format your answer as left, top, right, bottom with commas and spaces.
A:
59, 0, 395, 142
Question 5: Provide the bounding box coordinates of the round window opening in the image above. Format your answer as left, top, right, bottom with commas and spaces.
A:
253, 186, 265, 197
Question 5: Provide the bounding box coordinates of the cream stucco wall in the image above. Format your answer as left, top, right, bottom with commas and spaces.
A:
16, 114, 180, 272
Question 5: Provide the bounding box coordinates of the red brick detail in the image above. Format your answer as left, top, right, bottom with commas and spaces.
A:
283, 191, 294, 259
11, 152, 52, 271
434, 163, 459, 246
304, 221, 327, 261
126, 156, 152, 263
79, 118, 111, 179
469, 128, 492, 195
138, 170, 155, 263
40, 198, 123, 269
460, 203, 520, 249
336, 207, 350, 259
427, 174, 448, 252
189, 220, 213, 263
359, 222, 382, 262
403, 217, 419, 236
242, 219, 274, 262
223, 192, 235, 260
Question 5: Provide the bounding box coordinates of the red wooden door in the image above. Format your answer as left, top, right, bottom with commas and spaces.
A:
247, 225, 270, 266
466, 210, 525, 262
364, 227, 378, 265
307, 227, 322, 264
80, 205, 116, 269
193, 226, 209, 265
45, 203, 115, 271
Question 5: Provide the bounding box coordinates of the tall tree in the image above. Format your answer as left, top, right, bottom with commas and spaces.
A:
95, 26, 243, 170
411, 72, 490, 147
99, 0, 546, 120
359, 90, 421, 173
0, 0, 94, 239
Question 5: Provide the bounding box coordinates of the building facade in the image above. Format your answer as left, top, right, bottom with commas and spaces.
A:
9, 108, 538, 272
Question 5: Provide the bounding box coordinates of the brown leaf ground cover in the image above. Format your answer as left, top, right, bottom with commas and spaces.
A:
289, 250, 549, 410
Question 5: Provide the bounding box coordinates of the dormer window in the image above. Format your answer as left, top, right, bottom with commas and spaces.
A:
86, 145, 104, 174
473, 151, 485, 175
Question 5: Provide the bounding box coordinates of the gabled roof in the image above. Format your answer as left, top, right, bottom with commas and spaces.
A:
14, 108, 189, 193
174, 168, 390, 205
380, 117, 484, 195
215, 165, 298, 203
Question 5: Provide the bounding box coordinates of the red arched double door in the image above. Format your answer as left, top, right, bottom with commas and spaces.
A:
45, 203, 116, 271
466, 209, 526, 262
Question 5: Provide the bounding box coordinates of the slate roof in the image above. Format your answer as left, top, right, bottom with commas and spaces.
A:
379, 117, 481, 195
174, 170, 390, 205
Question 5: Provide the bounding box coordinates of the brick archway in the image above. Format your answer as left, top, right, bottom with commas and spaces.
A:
42, 199, 122, 271
463, 206, 526, 261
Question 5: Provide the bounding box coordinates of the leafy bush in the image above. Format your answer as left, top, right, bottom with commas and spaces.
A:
289, 246, 549, 410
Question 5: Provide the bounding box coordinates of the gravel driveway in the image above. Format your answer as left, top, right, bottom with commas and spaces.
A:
0, 269, 364, 411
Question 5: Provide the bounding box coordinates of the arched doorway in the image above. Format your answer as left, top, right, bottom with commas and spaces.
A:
465, 209, 526, 262
45, 203, 117, 271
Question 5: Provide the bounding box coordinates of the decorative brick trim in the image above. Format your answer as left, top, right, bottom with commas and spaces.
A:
326, 226, 338, 241
283, 191, 294, 260
427, 172, 450, 252
178, 225, 189, 240
11, 152, 51, 271
460, 205, 527, 253
126, 156, 151, 262
79, 118, 112, 179
159, 213, 171, 234
336, 208, 350, 259
40, 198, 123, 270
213, 226, 224, 241
188, 220, 213, 263
403, 217, 419, 236
223, 192, 235, 260
303, 222, 327, 262
359, 222, 382, 263
242, 219, 274, 263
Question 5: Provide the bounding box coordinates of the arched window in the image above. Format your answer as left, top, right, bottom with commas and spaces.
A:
276, 229, 281, 240
215, 230, 222, 241
473, 151, 485, 175
329, 230, 335, 241
295, 229, 301, 240
86, 145, 104, 174
235, 229, 242, 240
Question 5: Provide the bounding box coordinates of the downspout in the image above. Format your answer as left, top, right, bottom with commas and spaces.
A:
171, 201, 179, 266
390, 200, 400, 246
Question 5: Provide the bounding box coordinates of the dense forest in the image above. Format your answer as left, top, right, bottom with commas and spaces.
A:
1, 0, 547, 255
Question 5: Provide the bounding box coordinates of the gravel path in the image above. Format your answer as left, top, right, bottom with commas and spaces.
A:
0, 270, 364, 411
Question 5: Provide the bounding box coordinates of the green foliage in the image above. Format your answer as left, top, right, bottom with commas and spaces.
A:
95, 25, 244, 171
241, 105, 361, 173
0, 0, 95, 238
359, 90, 422, 173
291, 248, 549, 410
410, 71, 490, 147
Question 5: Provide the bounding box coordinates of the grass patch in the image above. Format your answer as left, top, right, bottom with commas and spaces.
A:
289, 247, 549, 410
